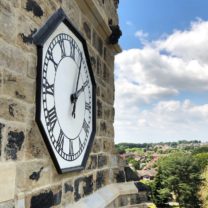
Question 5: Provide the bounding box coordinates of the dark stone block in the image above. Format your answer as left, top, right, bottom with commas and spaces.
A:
97, 99, 102, 118
124, 167, 139, 182
83, 22, 91, 40
98, 154, 107, 168
30, 191, 53, 208
0, 123, 5, 156
20, 28, 37, 44
100, 121, 107, 135
87, 155, 97, 169
74, 175, 93, 201
30, 189, 62, 208
116, 170, 125, 183
130, 193, 141, 205
83, 175, 93, 196
96, 171, 105, 189
5, 131, 24, 160
29, 167, 44, 181
96, 56, 102, 76
53, 190, 62, 206
103, 64, 109, 81
64, 183, 73, 193
118, 195, 128, 207
25, 0, 43, 17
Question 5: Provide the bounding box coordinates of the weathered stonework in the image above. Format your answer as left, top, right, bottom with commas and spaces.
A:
0, 0, 122, 207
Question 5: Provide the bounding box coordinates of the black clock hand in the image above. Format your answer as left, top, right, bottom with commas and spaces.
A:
71, 80, 89, 118
71, 54, 83, 118
71, 80, 89, 100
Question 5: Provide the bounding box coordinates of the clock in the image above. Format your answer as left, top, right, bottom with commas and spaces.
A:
33, 9, 96, 173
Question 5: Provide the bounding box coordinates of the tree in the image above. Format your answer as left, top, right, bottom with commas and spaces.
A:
152, 153, 203, 208
151, 167, 171, 207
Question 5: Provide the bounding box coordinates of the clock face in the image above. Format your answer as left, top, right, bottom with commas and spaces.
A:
34, 10, 96, 173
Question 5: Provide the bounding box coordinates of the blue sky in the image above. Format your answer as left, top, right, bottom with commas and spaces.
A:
114, 0, 208, 144
119, 0, 208, 49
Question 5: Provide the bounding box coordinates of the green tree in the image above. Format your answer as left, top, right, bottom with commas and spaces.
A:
128, 158, 140, 170
151, 167, 171, 207
152, 153, 203, 208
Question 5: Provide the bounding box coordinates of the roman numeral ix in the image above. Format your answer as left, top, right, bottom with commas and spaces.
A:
43, 80, 54, 95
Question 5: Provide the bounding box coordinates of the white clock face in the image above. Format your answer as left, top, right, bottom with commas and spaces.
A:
39, 22, 94, 171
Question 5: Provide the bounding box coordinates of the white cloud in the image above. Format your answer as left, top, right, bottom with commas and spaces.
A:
135, 30, 149, 45
126, 21, 133, 26
115, 20, 208, 143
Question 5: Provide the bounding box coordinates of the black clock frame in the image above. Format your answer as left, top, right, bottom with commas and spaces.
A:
33, 8, 96, 174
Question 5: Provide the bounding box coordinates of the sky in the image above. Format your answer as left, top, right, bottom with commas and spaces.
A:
114, 0, 208, 144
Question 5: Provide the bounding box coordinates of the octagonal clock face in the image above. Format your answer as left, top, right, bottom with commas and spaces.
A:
34, 9, 96, 173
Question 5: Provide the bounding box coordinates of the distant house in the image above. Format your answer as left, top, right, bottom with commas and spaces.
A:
137, 169, 157, 180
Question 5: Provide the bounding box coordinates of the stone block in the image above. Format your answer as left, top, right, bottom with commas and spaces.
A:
98, 153, 108, 168
96, 98, 103, 119
92, 137, 102, 153
103, 138, 113, 153
0, 122, 5, 157
0, 97, 28, 122
0, 162, 16, 203
0, 40, 27, 75
25, 121, 49, 159
92, 30, 103, 56
96, 56, 102, 77
16, 160, 51, 192
27, 54, 37, 79
62, 0, 81, 28
86, 154, 97, 170
0, 2, 16, 43
16, 13, 38, 53
81, 15, 92, 41
25, 185, 62, 208
118, 195, 129, 207
0, 200, 14, 208
96, 169, 110, 190
62, 179, 74, 206
4, 125, 25, 160
3, 69, 35, 103
74, 175, 93, 201
98, 120, 113, 137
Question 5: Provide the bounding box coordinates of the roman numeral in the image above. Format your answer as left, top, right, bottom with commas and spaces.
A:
79, 137, 83, 149
57, 129, 64, 150
47, 49, 58, 71
70, 39, 76, 60
69, 139, 74, 155
85, 102, 91, 111
82, 119, 89, 135
43, 80, 54, 95
45, 106, 57, 131
58, 38, 66, 58
78, 52, 83, 69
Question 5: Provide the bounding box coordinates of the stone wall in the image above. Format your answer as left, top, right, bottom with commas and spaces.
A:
0, 0, 121, 207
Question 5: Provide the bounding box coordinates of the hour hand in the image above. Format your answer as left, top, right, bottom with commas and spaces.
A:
71, 80, 89, 118
71, 80, 89, 103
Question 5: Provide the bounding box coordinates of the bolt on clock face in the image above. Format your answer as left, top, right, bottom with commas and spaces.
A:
34, 9, 96, 173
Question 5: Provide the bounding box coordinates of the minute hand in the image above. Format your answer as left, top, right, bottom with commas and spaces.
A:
74, 80, 89, 98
